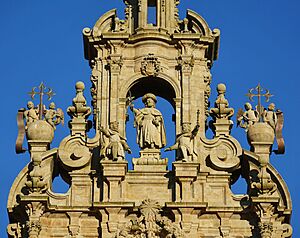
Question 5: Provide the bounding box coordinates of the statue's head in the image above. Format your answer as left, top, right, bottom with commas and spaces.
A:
110, 121, 119, 131
49, 102, 56, 109
27, 101, 34, 109
142, 93, 157, 108
268, 103, 275, 111
182, 122, 191, 132
245, 102, 252, 110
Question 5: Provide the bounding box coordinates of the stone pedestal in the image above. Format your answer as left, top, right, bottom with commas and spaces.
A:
173, 162, 199, 201
101, 160, 127, 201
70, 171, 93, 206
132, 148, 168, 171
213, 119, 233, 137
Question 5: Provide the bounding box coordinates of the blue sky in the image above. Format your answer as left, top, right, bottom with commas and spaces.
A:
1, 0, 299, 236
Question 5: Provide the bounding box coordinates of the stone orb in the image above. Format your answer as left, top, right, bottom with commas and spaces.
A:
247, 122, 275, 145
26, 120, 54, 142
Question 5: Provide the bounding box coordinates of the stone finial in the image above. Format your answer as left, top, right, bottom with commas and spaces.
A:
67, 81, 91, 119
238, 84, 285, 155
210, 84, 234, 120
209, 83, 234, 136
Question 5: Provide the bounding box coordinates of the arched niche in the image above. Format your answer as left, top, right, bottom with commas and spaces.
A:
126, 77, 176, 107
118, 73, 182, 136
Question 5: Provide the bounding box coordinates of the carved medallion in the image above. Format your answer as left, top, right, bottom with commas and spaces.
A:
141, 53, 162, 77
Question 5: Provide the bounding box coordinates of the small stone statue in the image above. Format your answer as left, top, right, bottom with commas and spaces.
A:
237, 102, 259, 130
67, 81, 91, 119
209, 83, 234, 120
165, 122, 199, 162
262, 103, 277, 130
24, 101, 39, 129
100, 121, 131, 161
130, 93, 166, 149
45, 102, 64, 129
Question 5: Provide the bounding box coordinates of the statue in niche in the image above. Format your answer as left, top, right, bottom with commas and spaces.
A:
45, 102, 64, 129
100, 121, 131, 161
130, 93, 166, 149
262, 103, 277, 130
237, 102, 259, 130
165, 122, 200, 162
24, 101, 39, 129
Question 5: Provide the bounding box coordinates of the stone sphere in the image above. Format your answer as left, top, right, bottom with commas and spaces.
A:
27, 120, 54, 142
217, 83, 226, 93
247, 122, 275, 144
75, 81, 85, 90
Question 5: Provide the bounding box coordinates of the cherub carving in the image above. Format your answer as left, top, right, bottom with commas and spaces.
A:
44, 102, 64, 129
165, 122, 199, 162
262, 103, 277, 130
237, 102, 259, 130
100, 121, 131, 161
24, 101, 39, 129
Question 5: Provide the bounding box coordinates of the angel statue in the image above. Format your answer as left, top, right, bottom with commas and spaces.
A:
45, 102, 64, 130
237, 102, 259, 131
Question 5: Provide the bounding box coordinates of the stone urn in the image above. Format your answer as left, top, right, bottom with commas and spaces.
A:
247, 122, 275, 165
247, 122, 275, 145
26, 120, 54, 142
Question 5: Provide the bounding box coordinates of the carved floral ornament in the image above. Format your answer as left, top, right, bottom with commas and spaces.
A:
115, 199, 185, 238
141, 53, 162, 77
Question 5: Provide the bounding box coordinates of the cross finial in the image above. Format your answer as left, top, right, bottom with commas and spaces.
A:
246, 83, 273, 121
28, 82, 55, 119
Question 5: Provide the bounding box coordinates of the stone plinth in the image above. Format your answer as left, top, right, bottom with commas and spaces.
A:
173, 162, 199, 201
101, 160, 128, 201
69, 171, 92, 207
132, 148, 168, 171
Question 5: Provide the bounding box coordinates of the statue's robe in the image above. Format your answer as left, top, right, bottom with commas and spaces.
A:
134, 107, 166, 149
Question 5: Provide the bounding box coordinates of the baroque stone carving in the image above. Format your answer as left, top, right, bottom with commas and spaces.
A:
130, 93, 166, 150
67, 81, 91, 120
115, 199, 185, 238
141, 53, 162, 77
165, 122, 199, 162
237, 102, 259, 131
210, 83, 234, 120
100, 121, 131, 161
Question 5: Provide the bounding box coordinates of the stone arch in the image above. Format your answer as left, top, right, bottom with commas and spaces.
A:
119, 72, 181, 104
118, 73, 182, 135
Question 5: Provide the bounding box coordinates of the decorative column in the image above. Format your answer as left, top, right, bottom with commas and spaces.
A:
177, 51, 194, 123
106, 41, 123, 123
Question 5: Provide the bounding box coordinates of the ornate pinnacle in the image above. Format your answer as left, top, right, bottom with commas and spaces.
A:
28, 82, 55, 120
246, 83, 273, 121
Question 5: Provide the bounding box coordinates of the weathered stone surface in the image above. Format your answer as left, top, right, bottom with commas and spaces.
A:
7, 1, 292, 238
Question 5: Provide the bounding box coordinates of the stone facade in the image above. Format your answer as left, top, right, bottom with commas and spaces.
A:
7, 1, 292, 237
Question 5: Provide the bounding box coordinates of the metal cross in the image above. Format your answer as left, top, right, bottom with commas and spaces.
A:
28, 82, 55, 120
246, 83, 273, 121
